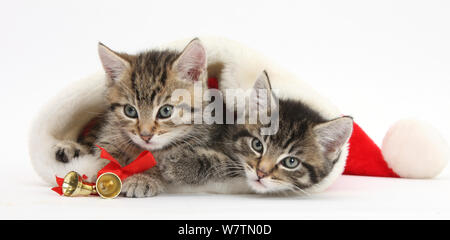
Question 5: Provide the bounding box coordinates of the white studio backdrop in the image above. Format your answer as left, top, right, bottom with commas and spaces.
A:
0, 0, 449, 219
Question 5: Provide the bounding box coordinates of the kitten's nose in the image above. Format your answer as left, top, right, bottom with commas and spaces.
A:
140, 134, 153, 143
256, 169, 267, 179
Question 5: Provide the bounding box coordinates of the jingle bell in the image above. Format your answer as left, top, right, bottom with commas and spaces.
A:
95, 172, 122, 199
61, 171, 122, 199
62, 171, 96, 197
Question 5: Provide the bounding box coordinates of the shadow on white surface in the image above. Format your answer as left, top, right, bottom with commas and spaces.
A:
1, 165, 449, 219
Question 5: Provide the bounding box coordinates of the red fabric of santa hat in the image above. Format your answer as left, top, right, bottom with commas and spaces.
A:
345, 120, 449, 178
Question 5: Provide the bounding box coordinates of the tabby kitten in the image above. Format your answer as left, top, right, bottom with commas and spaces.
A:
54, 38, 214, 197
95, 39, 209, 154
229, 71, 353, 194
97, 39, 216, 197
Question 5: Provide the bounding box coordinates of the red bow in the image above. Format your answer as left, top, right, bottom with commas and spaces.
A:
52, 146, 157, 196
95, 145, 157, 180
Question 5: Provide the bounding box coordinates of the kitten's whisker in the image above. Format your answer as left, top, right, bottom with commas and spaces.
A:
289, 184, 310, 196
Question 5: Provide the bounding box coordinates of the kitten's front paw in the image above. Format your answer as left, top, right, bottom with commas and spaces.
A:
121, 174, 163, 198
54, 140, 89, 163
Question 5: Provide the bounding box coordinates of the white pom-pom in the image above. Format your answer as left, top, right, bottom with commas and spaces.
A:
382, 119, 449, 178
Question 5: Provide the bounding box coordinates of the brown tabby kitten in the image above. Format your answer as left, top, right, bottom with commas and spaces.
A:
229, 71, 353, 194
54, 39, 213, 197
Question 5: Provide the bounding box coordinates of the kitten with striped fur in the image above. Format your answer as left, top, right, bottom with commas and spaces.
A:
54, 39, 214, 197
133, 71, 353, 196
231, 71, 353, 194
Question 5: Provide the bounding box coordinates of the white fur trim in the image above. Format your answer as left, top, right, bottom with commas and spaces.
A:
163, 37, 342, 119
29, 37, 346, 193
28, 72, 108, 184
382, 119, 449, 179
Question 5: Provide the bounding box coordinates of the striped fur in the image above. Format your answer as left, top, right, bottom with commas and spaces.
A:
230, 99, 341, 194
227, 72, 353, 195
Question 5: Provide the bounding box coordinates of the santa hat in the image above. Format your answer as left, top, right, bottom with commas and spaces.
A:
345, 120, 449, 178
29, 36, 449, 192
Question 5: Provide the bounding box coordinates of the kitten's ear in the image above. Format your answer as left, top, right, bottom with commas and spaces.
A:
253, 70, 272, 91
314, 116, 354, 161
251, 70, 278, 111
173, 38, 207, 83
98, 42, 130, 85
248, 71, 280, 135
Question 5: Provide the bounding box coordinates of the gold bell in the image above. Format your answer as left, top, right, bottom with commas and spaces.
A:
62, 171, 96, 197
61, 171, 122, 199
96, 172, 122, 199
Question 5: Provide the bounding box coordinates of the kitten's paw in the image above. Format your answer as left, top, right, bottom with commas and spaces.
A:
54, 140, 89, 163
121, 174, 163, 198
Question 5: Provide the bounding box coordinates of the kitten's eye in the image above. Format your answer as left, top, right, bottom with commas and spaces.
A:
157, 105, 174, 119
281, 157, 300, 169
251, 138, 264, 153
124, 104, 138, 118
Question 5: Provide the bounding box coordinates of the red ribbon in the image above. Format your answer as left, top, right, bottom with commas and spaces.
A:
95, 145, 157, 180
52, 145, 157, 196
207, 77, 219, 89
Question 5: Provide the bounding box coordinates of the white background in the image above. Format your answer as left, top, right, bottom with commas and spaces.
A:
1, 0, 449, 219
